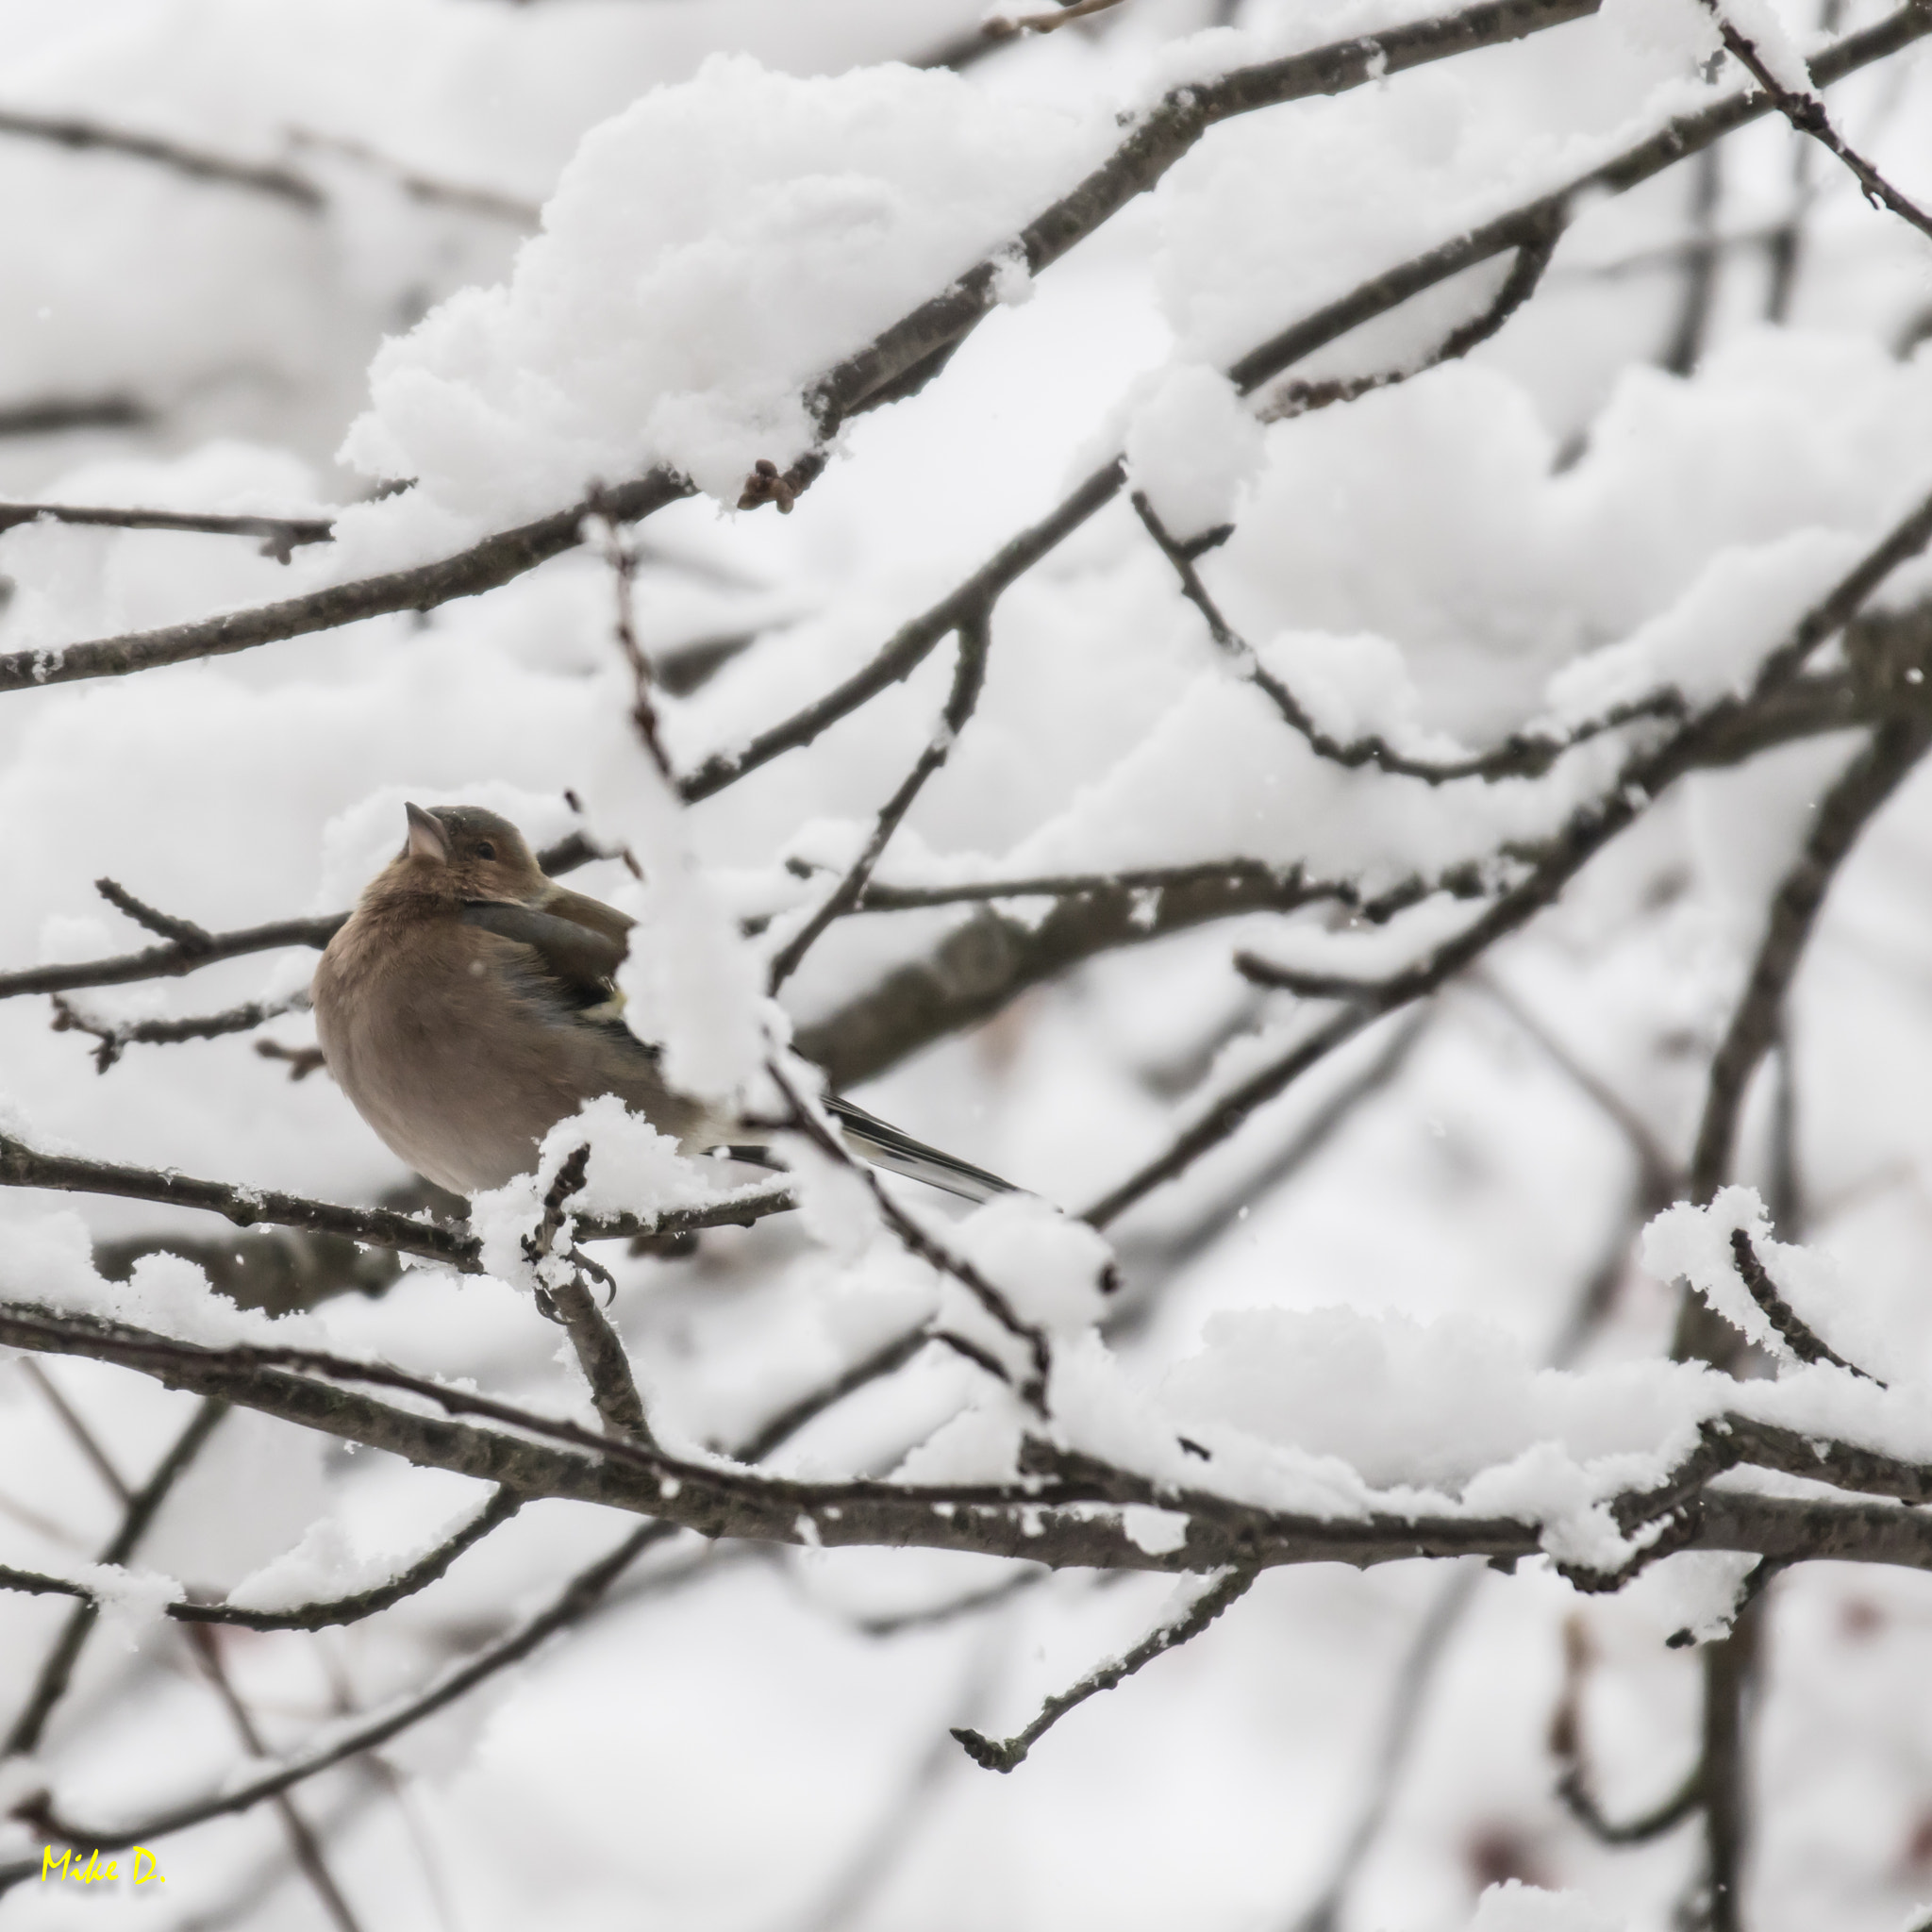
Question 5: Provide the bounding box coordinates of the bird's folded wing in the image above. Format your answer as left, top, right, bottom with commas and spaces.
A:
459, 900, 627, 1006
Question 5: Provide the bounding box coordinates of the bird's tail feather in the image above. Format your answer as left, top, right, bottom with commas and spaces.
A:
718, 1099, 1017, 1204
824, 1097, 1016, 1203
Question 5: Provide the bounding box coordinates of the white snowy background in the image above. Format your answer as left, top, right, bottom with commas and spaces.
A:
1, 0, 1931, 1927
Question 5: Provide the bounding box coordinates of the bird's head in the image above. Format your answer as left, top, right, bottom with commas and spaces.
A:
377, 802, 549, 906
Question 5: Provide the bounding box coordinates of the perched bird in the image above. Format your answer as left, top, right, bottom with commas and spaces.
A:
311, 803, 1013, 1203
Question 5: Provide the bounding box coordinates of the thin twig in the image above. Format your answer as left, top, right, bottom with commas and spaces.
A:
1, 829, 594, 1004
21, 1359, 131, 1504
51, 991, 307, 1073
1551, 1619, 1706, 1844
1689, 710, 1932, 1202
173, 1489, 525, 1632
1133, 485, 1681, 786
525, 1146, 658, 1446
1257, 217, 1563, 422
4, 1398, 228, 1756
951, 1566, 1257, 1771
0, 1126, 797, 1267
0, 500, 332, 561
592, 508, 676, 785
0, 105, 323, 206
987, 0, 1132, 35
186, 1624, 368, 1932
285, 125, 540, 225
1706, 3, 1932, 243
767, 609, 991, 990
0, 392, 152, 438
1726, 1228, 1881, 1381
766, 1057, 1054, 1411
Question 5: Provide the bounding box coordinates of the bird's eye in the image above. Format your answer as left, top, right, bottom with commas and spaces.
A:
475, 841, 496, 860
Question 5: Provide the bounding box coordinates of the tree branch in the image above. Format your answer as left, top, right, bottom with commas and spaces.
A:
1706, 4, 1932, 244
952, 1565, 1257, 1772
767, 608, 992, 990
1, 830, 596, 1004
1725, 1228, 1879, 1380
4, 1397, 228, 1756
0, 500, 332, 561
1689, 709, 1932, 1203
0, 105, 323, 207
0, 1127, 796, 1268
1091, 490, 1932, 1225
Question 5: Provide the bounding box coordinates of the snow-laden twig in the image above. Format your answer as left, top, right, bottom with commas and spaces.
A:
1092, 490, 1932, 1228
0, 1127, 796, 1264
1704, 1, 1932, 245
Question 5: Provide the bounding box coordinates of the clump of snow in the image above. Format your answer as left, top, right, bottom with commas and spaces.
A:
1122, 1504, 1190, 1555
1544, 528, 1864, 720
951, 1193, 1114, 1336
1621, 1549, 1765, 1644
1598, 0, 1723, 67
1644, 1189, 1900, 1381
342, 55, 1101, 517
1123, 363, 1263, 541
1256, 628, 1474, 760
596, 759, 770, 1109
1161, 1306, 1708, 1493
1720, 0, 1821, 98
0, 1202, 324, 1350
62, 1561, 181, 1653
779, 1127, 883, 1264
1642, 1186, 1790, 1361
470, 1094, 743, 1285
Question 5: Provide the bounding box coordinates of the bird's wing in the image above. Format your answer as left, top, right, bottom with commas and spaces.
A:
459, 900, 627, 1009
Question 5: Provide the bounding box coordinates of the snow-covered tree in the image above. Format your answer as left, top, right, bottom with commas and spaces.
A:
4, 2, 1932, 1926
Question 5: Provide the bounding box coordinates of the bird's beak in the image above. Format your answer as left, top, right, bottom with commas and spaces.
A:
404, 802, 451, 865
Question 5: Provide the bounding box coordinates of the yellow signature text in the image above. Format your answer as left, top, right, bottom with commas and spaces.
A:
41, 1844, 165, 1886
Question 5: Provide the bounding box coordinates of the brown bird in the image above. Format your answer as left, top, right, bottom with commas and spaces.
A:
312, 803, 1013, 1202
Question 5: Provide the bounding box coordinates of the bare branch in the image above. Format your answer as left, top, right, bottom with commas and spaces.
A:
1551, 1619, 1705, 1844
768, 608, 991, 990
51, 991, 307, 1073
0, 105, 323, 206
0, 828, 595, 1004
285, 125, 540, 225
4, 1397, 228, 1756
0, 500, 332, 561
766, 1057, 1053, 1410
1690, 709, 1932, 1203
0, 392, 152, 439
952, 1566, 1257, 1771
